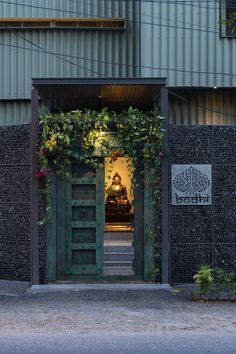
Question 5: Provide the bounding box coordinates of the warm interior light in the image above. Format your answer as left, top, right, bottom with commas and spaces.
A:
99, 126, 104, 136
105, 157, 134, 232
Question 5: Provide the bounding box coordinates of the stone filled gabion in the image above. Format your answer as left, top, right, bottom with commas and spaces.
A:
0, 124, 31, 281
170, 125, 236, 283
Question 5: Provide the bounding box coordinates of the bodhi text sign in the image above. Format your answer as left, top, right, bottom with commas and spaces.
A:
171, 165, 212, 205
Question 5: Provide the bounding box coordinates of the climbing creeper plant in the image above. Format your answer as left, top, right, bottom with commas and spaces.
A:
37, 107, 165, 223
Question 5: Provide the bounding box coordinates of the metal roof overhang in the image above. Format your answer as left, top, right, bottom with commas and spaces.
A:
32, 78, 167, 112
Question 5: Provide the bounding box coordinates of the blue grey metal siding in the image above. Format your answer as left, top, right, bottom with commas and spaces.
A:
140, 1, 236, 87
0, 101, 47, 125
1, 1, 236, 93
1, 1, 236, 125
169, 89, 236, 125
0, 0, 140, 100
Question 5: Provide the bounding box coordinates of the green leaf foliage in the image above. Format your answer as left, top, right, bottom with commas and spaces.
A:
39, 107, 164, 179
193, 264, 213, 295
193, 265, 236, 300
38, 107, 164, 223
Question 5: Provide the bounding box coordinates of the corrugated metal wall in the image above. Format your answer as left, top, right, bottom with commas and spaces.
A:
141, 0, 236, 87
0, 101, 47, 125
3, 0, 234, 91
0, 0, 140, 100
169, 89, 236, 125
1, 1, 236, 125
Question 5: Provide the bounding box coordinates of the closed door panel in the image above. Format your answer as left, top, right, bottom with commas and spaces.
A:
66, 162, 104, 275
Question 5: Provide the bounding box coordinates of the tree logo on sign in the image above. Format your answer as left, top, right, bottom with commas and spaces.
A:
173, 166, 210, 196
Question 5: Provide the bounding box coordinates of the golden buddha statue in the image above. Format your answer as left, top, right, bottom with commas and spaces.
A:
105, 173, 132, 215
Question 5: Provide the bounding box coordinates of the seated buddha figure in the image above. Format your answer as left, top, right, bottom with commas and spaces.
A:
105, 173, 132, 214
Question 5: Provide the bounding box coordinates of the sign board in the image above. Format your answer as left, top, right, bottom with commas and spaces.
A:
171, 165, 212, 205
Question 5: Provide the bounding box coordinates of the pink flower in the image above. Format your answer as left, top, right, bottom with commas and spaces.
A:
35, 170, 46, 180
39, 147, 44, 156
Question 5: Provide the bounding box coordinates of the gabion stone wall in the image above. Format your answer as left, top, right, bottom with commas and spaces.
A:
170, 125, 236, 283
39, 192, 46, 284
0, 124, 31, 281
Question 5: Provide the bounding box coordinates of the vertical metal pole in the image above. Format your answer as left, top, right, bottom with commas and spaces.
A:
31, 87, 39, 285
161, 87, 170, 284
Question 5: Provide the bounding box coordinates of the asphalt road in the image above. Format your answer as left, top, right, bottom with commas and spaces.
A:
0, 332, 236, 354
1, 288, 236, 353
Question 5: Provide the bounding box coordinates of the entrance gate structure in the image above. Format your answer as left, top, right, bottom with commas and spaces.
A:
31, 78, 169, 284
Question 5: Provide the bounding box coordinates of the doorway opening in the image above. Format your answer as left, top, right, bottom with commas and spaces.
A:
104, 157, 134, 276
48, 156, 155, 282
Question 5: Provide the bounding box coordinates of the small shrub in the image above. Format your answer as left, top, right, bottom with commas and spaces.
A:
193, 264, 213, 295
193, 265, 236, 300
213, 268, 236, 300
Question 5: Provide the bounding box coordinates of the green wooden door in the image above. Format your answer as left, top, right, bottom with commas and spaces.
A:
66, 162, 104, 275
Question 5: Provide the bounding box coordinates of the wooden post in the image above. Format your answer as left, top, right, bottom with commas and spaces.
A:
31, 87, 40, 285
47, 175, 57, 281
134, 160, 144, 277
144, 171, 154, 281
161, 87, 170, 284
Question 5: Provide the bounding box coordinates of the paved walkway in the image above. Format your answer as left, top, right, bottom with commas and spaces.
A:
30, 283, 172, 293
0, 280, 29, 297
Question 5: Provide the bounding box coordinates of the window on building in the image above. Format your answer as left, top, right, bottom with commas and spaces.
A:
0, 18, 126, 30
221, 0, 236, 37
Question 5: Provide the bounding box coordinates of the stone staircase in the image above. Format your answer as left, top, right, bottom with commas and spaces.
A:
103, 232, 134, 276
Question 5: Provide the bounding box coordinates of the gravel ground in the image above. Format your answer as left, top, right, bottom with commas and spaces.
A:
0, 288, 236, 334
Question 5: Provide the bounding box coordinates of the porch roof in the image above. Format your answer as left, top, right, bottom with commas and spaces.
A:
32, 77, 166, 112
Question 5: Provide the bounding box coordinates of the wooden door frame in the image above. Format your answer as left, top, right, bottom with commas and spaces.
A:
46, 159, 155, 282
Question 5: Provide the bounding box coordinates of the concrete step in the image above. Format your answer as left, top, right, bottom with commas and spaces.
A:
104, 246, 134, 253
104, 252, 134, 262
104, 232, 134, 241
104, 260, 133, 267
103, 266, 134, 275
104, 240, 133, 247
